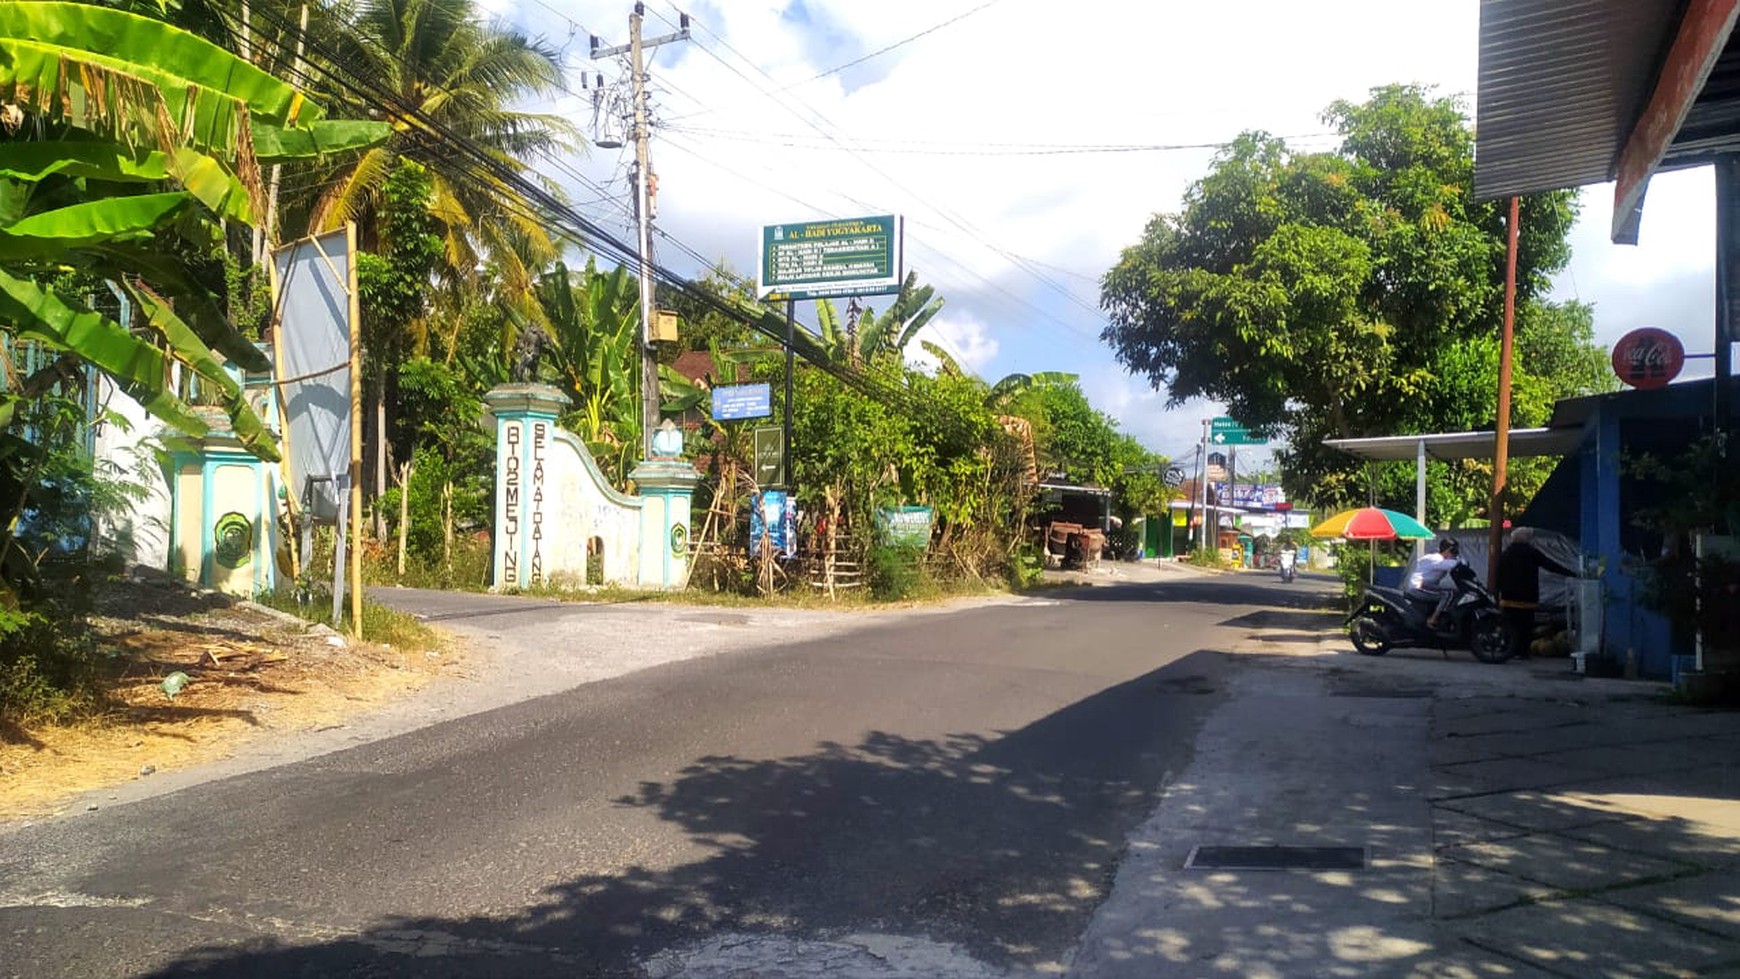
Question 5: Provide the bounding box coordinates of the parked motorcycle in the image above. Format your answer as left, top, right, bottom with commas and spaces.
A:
1278, 549, 1297, 583
1346, 562, 1515, 662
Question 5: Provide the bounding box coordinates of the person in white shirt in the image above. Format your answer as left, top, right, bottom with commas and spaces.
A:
1406, 538, 1463, 629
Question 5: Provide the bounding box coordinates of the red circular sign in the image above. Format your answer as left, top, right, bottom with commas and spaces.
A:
1611, 327, 1685, 389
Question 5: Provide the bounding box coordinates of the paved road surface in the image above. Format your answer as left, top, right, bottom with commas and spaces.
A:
0, 571, 1333, 977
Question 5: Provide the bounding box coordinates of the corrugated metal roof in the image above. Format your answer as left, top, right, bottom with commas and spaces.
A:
1321, 427, 1584, 462
1474, 0, 1685, 200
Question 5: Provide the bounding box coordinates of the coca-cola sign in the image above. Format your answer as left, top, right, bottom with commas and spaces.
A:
1611, 327, 1685, 390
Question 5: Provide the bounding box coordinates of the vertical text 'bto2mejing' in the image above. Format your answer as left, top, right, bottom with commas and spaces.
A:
499, 421, 550, 588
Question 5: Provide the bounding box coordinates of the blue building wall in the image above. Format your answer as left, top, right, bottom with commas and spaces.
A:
1526, 379, 1737, 679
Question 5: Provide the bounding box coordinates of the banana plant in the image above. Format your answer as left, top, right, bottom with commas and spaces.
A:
0, 2, 388, 460
856, 271, 944, 366
811, 271, 944, 368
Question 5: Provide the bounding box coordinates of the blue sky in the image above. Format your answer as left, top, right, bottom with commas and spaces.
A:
481, 0, 1722, 467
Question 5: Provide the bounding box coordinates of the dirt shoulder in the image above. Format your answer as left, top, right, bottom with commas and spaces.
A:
0, 573, 458, 823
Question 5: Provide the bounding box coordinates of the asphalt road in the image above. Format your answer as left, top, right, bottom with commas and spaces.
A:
0, 572, 1333, 978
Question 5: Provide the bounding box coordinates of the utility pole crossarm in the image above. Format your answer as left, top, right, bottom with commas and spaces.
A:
591, 28, 689, 58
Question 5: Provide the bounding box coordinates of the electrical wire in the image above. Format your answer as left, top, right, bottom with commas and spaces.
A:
663, 124, 1339, 158
781, 0, 1008, 93
672, 16, 1108, 334
236, 2, 972, 431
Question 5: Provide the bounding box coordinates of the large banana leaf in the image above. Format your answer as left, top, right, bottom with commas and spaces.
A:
125, 283, 278, 460
0, 143, 255, 224
0, 142, 174, 183
0, 3, 322, 127
0, 193, 193, 258
92, 244, 271, 372
0, 267, 205, 435
0, 38, 256, 184
253, 121, 393, 163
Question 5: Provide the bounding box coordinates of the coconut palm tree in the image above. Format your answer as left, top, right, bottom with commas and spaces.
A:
293, 0, 578, 299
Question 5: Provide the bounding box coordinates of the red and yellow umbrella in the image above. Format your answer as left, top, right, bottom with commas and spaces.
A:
1309, 507, 1434, 541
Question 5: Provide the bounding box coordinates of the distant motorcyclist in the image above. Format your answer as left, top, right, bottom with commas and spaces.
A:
1408, 538, 1464, 630
1278, 539, 1298, 581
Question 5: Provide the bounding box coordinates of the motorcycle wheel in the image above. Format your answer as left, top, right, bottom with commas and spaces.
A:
1349, 616, 1390, 656
1469, 619, 1515, 664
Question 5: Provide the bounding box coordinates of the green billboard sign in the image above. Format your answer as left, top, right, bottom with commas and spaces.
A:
1210, 416, 1265, 445
753, 427, 785, 488
758, 215, 903, 300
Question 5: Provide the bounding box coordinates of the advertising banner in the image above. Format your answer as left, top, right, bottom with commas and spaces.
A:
876, 506, 933, 549
272, 230, 353, 523
750, 490, 796, 558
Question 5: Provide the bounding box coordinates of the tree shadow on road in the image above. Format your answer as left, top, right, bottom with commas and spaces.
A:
136, 653, 1232, 978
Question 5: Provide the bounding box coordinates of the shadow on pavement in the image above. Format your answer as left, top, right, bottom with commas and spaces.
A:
1422, 697, 1740, 975
72, 586, 1740, 978
138, 652, 1232, 977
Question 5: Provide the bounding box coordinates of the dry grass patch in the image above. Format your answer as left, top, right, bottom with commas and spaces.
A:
1, 577, 458, 822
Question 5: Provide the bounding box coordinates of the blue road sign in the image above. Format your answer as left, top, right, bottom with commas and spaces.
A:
713, 382, 773, 421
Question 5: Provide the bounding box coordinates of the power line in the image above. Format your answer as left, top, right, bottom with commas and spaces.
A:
655, 129, 1100, 343
782, 0, 1007, 92
673, 17, 1109, 334
240, 3, 967, 431
664, 125, 1338, 158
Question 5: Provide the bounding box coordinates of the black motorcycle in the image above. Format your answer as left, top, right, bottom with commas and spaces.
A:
1346, 562, 1515, 663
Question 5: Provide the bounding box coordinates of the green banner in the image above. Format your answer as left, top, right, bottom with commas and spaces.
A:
876, 505, 933, 549
758, 215, 903, 300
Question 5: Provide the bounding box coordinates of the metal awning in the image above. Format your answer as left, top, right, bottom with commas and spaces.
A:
1321, 427, 1586, 462
1476, 0, 1740, 241
1324, 426, 1586, 549
1475, 0, 1681, 200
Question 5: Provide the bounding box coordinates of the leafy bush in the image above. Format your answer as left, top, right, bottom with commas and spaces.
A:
0, 607, 107, 726
1008, 542, 1046, 589
1186, 547, 1230, 569
868, 544, 927, 601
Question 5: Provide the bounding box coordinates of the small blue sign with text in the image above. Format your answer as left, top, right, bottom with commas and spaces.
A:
712, 382, 773, 421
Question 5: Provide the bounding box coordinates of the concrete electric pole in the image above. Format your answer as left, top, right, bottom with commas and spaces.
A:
592, 4, 689, 458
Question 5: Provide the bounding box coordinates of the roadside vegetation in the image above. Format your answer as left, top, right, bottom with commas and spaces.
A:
1101, 85, 1615, 522
2, 4, 1723, 732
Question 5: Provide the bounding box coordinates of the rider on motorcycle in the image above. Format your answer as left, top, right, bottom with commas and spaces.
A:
1408, 537, 1464, 630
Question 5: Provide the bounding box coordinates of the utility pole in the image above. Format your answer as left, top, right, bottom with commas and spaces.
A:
1198, 418, 1211, 552
592, 4, 689, 458
1488, 195, 1520, 584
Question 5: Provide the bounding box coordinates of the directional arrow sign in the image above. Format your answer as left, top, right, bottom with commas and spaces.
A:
1209, 417, 1266, 445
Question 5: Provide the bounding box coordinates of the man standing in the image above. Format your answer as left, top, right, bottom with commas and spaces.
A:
1496, 527, 1580, 657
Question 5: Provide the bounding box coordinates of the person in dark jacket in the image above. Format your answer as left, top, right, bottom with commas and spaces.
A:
1496, 527, 1580, 656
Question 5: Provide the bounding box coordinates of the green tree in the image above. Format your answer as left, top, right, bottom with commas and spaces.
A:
297, 0, 577, 300
358, 158, 443, 510
1101, 85, 1598, 522
0, 2, 383, 461
528, 260, 643, 485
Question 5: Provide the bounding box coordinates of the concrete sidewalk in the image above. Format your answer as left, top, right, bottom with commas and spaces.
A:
1067, 609, 1740, 978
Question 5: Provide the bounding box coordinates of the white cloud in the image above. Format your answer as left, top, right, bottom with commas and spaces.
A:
906, 310, 999, 374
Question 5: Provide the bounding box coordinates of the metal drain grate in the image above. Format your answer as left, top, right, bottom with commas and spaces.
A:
1184, 845, 1368, 871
